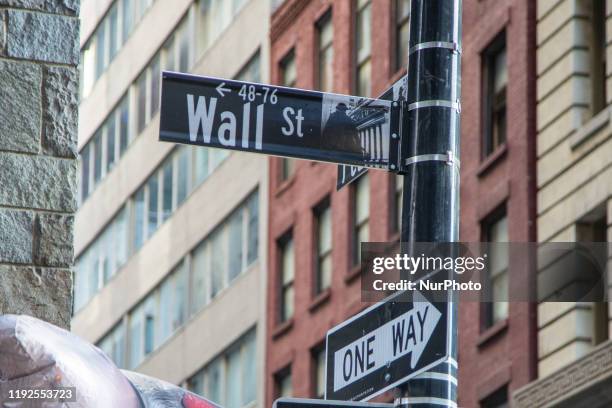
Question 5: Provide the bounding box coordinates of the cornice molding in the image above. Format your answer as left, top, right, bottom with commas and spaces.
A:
513, 340, 612, 407
270, 0, 310, 42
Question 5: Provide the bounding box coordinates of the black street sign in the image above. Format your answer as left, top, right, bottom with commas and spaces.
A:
337, 165, 368, 190
274, 398, 393, 408
325, 291, 448, 401
336, 75, 407, 190
159, 72, 398, 169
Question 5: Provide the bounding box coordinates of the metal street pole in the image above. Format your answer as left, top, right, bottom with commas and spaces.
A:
398, 0, 462, 407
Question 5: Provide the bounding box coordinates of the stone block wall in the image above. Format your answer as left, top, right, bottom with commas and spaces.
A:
0, 0, 80, 329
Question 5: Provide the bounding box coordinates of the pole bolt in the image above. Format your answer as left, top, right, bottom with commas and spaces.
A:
392, 133, 398, 139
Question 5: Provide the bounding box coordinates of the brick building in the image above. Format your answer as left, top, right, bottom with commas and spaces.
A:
266, 1, 537, 407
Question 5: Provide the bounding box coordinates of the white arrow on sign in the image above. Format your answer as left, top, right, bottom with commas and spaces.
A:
216, 82, 231, 97
332, 291, 441, 392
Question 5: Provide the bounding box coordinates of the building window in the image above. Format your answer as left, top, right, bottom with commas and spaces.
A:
187, 329, 256, 408
74, 147, 234, 314
98, 321, 126, 368
80, 145, 91, 203
196, 0, 249, 57
590, 0, 607, 116
312, 347, 326, 398
236, 51, 261, 82
281, 50, 297, 87
275, 367, 293, 398
79, 0, 252, 202
355, 0, 372, 96
133, 187, 146, 251
228, 209, 245, 283
106, 114, 117, 171
352, 174, 370, 265
176, 146, 190, 206
80, 0, 157, 99
279, 234, 295, 323
146, 173, 160, 239
280, 158, 296, 183
79, 94, 131, 204
136, 52, 161, 134
482, 33, 507, 157
161, 158, 174, 222
576, 209, 609, 345
280, 50, 297, 182
111, 189, 259, 370
393, 174, 403, 234
395, 0, 410, 70
482, 210, 508, 328
93, 132, 103, 183
481, 387, 508, 408
317, 11, 334, 92
314, 200, 332, 294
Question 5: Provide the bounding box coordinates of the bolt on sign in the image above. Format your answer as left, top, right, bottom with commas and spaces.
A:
159, 72, 400, 169
325, 291, 448, 401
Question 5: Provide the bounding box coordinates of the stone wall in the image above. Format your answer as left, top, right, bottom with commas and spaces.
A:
0, 0, 80, 328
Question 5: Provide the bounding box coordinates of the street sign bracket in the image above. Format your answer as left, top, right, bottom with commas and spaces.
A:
409, 41, 461, 55
403, 152, 460, 169
388, 101, 402, 173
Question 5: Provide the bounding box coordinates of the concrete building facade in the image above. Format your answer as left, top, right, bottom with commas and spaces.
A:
514, 1, 612, 407
266, 1, 537, 407
0, 0, 80, 329
72, 0, 269, 406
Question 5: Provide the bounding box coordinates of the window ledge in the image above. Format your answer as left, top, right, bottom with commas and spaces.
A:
345, 264, 363, 285
477, 143, 507, 178
272, 318, 294, 340
308, 288, 332, 313
569, 106, 611, 150
477, 318, 508, 348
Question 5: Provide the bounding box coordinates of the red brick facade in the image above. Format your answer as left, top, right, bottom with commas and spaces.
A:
266, 1, 537, 406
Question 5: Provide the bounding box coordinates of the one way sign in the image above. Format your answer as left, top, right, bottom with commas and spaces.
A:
325, 291, 448, 401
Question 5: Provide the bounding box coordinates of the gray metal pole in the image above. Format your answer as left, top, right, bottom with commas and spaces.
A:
397, 0, 462, 407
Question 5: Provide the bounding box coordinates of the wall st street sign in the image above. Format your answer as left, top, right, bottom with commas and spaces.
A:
159, 72, 399, 169
325, 291, 448, 402
274, 398, 393, 408
336, 75, 407, 190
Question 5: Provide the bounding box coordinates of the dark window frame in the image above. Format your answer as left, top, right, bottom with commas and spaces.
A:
310, 343, 326, 399
481, 31, 507, 159
481, 385, 509, 408
351, 175, 369, 266
480, 204, 508, 330
278, 49, 297, 184
394, 0, 411, 72
274, 365, 293, 399
313, 197, 332, 296
354, 0, 372, 96
315, 9, 334, 92
277, 231, 295, 324
590, 0, 607, 116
